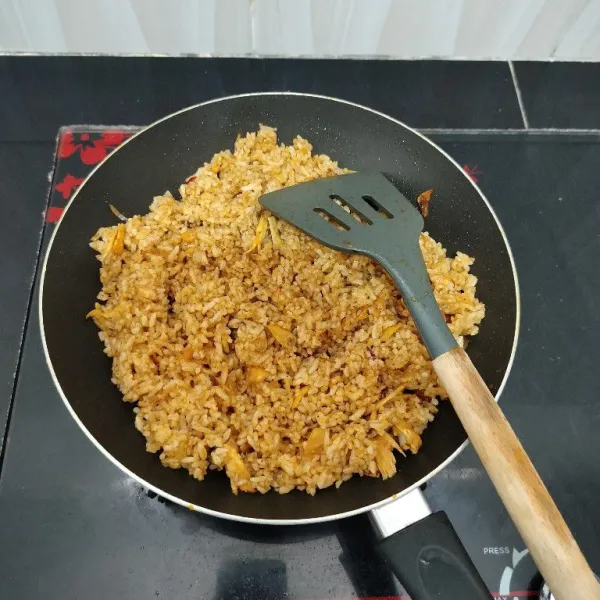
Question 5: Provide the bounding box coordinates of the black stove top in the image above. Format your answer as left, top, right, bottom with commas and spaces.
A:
1, 127, 600, 599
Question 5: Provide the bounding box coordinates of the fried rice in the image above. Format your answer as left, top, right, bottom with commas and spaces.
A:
88, 126, 485, 495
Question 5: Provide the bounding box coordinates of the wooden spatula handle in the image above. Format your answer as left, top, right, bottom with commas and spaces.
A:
433, 347, 600, 600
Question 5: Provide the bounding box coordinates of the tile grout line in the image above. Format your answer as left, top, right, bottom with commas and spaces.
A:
418, 127, 600, 134
249, 0, 258, 54
0, 139, 60, 476
7, 127, 600, 145
508, 60, 530, 129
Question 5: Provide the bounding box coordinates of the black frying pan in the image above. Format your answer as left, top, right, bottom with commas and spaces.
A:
40, 93, 519, 599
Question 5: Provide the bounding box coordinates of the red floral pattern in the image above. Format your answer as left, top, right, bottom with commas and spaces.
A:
45, 206, 64, 223
55, 173, 85, 200
47, 129, 133, 224
58, 131, 129, 165
463, 164, 482, 183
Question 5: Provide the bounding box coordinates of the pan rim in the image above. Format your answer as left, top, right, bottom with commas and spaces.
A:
39, 91, 521, 525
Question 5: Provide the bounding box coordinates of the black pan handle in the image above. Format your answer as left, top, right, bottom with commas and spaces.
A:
378, 511, 492, 600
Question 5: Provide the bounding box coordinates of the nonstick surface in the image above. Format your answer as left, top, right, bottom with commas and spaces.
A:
41, 93, 519, 523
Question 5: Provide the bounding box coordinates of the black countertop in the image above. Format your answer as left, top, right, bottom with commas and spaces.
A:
1, 57, 600, 600
0, 56, 523, 143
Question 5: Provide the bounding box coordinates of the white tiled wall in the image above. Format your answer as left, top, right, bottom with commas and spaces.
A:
1, 0, 599, 59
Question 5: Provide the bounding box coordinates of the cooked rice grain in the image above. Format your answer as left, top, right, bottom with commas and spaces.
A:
89, 126, 485, 495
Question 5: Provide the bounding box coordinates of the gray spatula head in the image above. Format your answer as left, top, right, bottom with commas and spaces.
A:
259, 171, 423, 256
259, 171, 457, 359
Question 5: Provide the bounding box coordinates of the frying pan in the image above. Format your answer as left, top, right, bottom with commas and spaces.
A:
40, 93, 519, 599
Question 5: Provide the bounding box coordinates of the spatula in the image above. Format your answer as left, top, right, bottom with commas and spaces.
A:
260, 171, 600, 600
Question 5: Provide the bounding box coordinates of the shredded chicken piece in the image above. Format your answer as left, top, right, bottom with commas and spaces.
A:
247, 366, 268, 384
86, 305, 120, 324
267, 324, 292, 346
223, 445, 252, 493
111, 223, 126, 256
381, 323, 402, 341
305, 428, 326, 455
100, 229, 117, 261
394, 419, 422, 454
86, 308, 102, 320
375, 434, 401, 479
246, 214, 268, 253
368, 384, 404, 415
292, 387, 308, 409
417, 188, 433, 217
357, 307, 369, 320
180, 230, 195, 243
182, 346, 194, 361
268, 216, 281, 247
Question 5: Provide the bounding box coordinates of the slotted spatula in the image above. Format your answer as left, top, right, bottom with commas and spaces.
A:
260, 171, 600, 600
